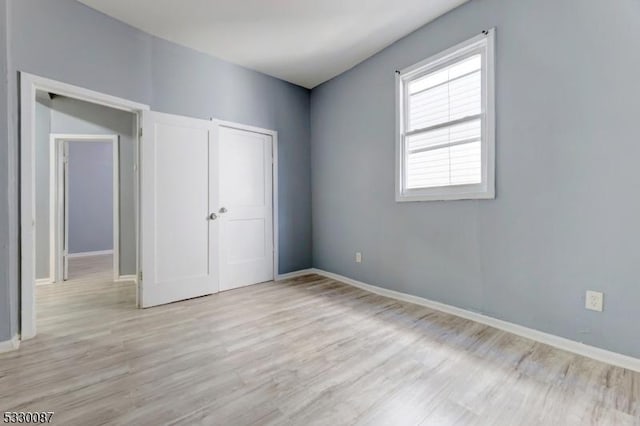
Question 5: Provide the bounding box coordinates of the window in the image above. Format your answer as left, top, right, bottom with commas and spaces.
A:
396, 29, 495, 202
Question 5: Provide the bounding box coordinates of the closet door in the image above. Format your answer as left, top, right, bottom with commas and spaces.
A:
140, 111, 219, 307
218, 125, 274, 291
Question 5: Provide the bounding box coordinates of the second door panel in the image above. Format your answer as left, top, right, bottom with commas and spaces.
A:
219, 126, 273, 290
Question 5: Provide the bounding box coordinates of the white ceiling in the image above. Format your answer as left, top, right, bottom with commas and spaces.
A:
77, 0, 468, 88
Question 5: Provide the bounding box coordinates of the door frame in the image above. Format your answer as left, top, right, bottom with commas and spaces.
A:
49, 134, 120, 284
20, 72, 149, 340
213, 119, 279, 283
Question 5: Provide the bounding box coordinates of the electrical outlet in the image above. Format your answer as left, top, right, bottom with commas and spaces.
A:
585, 290, 603, 312
355, 252, 362, 263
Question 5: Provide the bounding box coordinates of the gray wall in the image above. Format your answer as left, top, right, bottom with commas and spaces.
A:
311, 0, 640, 358
67, 141, 113, 254
0, 0, 311, 340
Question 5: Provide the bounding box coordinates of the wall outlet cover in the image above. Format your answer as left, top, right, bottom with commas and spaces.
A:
585, 290, 604, 312
355, 252, 362, 263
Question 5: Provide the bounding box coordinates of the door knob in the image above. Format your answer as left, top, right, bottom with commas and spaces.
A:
219, 207, 228, 213
208, 213, 217, 220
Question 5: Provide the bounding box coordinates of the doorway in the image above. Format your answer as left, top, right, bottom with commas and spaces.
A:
49, 134, 119, 283
21, 74, 148, 339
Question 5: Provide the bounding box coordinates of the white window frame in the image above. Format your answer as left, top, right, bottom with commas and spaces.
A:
395, 28, 495, 202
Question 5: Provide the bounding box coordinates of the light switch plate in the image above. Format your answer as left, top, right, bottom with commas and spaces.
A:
355, 252, 362, 263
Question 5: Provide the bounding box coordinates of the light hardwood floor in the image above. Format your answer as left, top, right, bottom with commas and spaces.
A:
1, 256, 639, 425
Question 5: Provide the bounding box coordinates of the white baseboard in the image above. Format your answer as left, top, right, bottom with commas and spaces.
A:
276, 269, 315, 281
115, 274, 137, 283
67, 250, 113, 258
36, 278, 52, 286
0, 336, 20, 353
310, 268, 640, 373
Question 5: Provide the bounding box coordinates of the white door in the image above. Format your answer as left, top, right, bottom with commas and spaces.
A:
218, 126, 274, 291
140, 111, 219, 307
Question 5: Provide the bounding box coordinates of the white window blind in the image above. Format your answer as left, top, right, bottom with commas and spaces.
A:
396, 30, 495, 202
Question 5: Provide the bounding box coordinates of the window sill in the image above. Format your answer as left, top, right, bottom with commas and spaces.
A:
396, 188, 495, 202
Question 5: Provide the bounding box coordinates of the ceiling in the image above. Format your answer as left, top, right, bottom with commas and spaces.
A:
77, 0, 468, 88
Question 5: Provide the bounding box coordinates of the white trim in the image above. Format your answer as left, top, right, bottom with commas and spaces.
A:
135, 113, 141, 305
35, 278, 52, 286
311, 268, 640, 373
0, 336, 20, 353
67, 250, 114, 259
276, 269, 314, 281
115, 274, 137, 283
212, 119, 280, 280
20, 72, 149, 340
23, 73, 149, 113
395, 29, 496, 202
50, 134, 119, 282
273, 132, 279, 280
48, 136, 56, 283
61, 140, 68, 280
